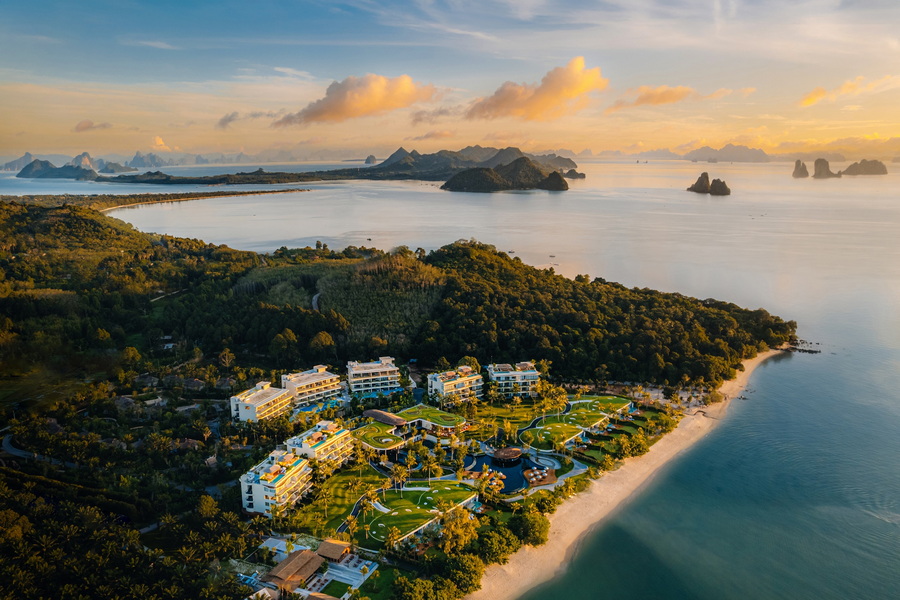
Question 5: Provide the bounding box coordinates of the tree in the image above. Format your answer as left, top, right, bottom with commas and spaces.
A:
458, 356, 481, 373
471, 526, 521, 565
122, 346, 141, 367
438, 506, 479, 554
508, 511, 550, 546
422, 455, 441, 483
438, 553, 485, 595
309, 331, 336, 358
316, 486, 333, 519
390, 464, 409, 497
218, 348, 235, 369
385, 525, 402, 549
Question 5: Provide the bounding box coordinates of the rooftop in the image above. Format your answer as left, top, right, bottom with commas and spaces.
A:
246, 449, 308, 485
347, 357, 397, 373
234, 382, 290, 407
433, 366, 480, 383
397, 404, 466, 427
262, 549, 324, 588
290, 420, 348, 448
362, 409, 408, 427
283, 366, 339, 386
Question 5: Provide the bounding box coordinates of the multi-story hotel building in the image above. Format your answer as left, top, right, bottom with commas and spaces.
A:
281, 365, 342, 406
231, 381, 294, 423
241, 448, 313, 517
427, 365, 483, 403
486, 362, 541, 398
288, 420, 354, 466
346, 357, 401, 397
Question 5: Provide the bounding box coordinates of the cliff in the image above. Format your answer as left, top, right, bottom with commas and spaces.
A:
441, 157, 568, 192
687, 172, 711, 193
792, 160, 809, 178
812, 158, 841, 179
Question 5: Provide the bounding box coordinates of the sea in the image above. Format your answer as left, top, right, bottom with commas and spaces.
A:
3, 159, 898, 599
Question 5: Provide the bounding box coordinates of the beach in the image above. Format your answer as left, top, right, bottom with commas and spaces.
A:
465, 346, 788, 600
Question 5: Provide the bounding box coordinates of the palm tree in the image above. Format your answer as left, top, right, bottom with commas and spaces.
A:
422, 455, 440, 483
385, 525, 402, 549
317, 486, 333, 520
344, 514, 358, 540
391, 463, 409, 497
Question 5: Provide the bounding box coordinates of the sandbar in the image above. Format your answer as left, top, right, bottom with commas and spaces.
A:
465, 346, 788, 600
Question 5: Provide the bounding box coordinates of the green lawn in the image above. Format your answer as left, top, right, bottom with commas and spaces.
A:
398, 404, 465, 427
353, 421, 405, 450
291, 465, 388, 532
358, 482, 475, 544
322, 579, 351, 598
358, 567, 407, 600
525, 420, 583, 450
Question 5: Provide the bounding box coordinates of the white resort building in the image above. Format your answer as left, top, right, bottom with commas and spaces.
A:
346, 356, 401, 397
281, 365, 342, 406
241, 448, 313, 517
486, 362, 541, 398
231, 381, 294, 423
288, 420, 354, 466
427, 366, 483, 404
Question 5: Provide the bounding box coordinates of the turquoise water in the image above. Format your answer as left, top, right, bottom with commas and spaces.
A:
6, 160, 899, 597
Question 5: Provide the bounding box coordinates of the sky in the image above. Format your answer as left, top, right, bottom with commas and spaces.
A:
2, 0, 900, 159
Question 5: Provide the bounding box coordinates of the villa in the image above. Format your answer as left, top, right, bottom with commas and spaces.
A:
281, 365, 342, 407
427, 365, 483, 404
261, 549, 325, 594
486, 361, 541, 398
241, 448, 313, 517
231, 381, 294, 423
346, 357, 402, 397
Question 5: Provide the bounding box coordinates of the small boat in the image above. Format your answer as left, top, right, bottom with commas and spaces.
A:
549, 255, 556, 258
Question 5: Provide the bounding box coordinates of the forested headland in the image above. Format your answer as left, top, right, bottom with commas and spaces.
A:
0, 196, 795, 599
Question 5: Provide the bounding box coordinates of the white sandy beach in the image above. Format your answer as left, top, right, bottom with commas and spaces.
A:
465, 346, 787, 600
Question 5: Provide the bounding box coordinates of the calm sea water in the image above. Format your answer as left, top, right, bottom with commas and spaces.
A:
6, 160, 899, 598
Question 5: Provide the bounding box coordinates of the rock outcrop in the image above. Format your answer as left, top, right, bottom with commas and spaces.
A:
709, 179, 731, 195
812, 158, 841, 179
792, 160, 809, 178
16, 159, 97, 180
840, 159, 887, 176
364, 154, 377, 165
535, 171, 569, 191
99, 162, 137, 174
563, 169, 586, 179
687, 172, 711, 193
441, 157, 568, 192
3, 152, 36, 171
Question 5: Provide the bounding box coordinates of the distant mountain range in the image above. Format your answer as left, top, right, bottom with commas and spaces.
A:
2, 144, 861, 174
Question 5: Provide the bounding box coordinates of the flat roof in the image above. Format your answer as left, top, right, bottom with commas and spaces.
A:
283, 369, 339, 386
236, 385, 291, 407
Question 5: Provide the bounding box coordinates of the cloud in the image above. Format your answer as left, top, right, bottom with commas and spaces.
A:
605, 85, 746, 114
272, 73, 436, 126
466, 57, 608, 121
406, 130, 455, 141
151, 136, 171, 152
216, 109, 287, 129
132, 40, 179, 50
800, 75, 900, 107
73, 119, 111, 132
273, 67, 314, 79
411, 106, 461, 125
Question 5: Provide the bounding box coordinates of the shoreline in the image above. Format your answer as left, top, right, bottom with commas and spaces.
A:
465, 346, 788, 600
97, 188, 309, 213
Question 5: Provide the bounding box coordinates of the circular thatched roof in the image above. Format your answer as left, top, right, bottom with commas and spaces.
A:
493, 447, 523, 460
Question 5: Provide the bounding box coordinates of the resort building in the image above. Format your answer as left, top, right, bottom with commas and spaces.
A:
486, 362, 541, 398
353, 405, 467, 450
346, 357, 402, 397
398, 404, 468, 438
231, 381, 294, 423
261, 549, 325, 594
287, 420, 354, 466
281, 365, 342, 406
427, 365, 483, 404
241, 448, 313, 517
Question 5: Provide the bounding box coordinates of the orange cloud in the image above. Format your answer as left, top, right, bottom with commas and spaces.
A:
466, 57, 608, 121
73, 119, 111, 132
605, 85, 747, 114
273, 74, 436, 126
406, 130, 455, 141
605, 85, 696, 114
800, 75, 900, 107
151, 136, 171, 152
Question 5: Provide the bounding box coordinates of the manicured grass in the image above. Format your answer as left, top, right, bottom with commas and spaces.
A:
358, 567, 407, 600
353, 421, 405, 450
526, 420, 583, 450
291, 465, 388, 532
322, 579, 351, 598
358, 482, 475, 543
398, 404, 465, 427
